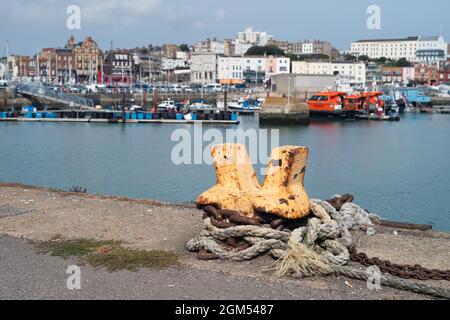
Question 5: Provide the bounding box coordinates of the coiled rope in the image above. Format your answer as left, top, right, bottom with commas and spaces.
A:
186, 200, 450, 300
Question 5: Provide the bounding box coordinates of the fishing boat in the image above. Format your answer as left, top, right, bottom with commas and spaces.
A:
217, 98, 262, 111
158, 100, 176, 110
188, 99, 213, 109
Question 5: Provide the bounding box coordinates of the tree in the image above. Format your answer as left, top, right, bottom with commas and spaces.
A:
343, 53, 357, 61
245, 45, 285, 56
393, 58, 413, 67
179, 44, 190, 52
358, 55, 370, 62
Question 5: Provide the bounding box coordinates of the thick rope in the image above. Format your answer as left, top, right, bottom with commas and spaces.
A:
186, 200, 450, 300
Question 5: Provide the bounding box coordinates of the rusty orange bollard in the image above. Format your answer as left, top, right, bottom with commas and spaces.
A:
196, 144, 261, 217
196, 144, 311, 219
253, 146, 310, 219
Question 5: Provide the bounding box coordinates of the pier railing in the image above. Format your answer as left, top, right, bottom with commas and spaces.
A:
16, 83, 95, 110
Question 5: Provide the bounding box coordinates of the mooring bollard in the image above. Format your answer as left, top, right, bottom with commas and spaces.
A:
253, 146, 310, 219
196, 144, 311, 219
196, 144, 261, 217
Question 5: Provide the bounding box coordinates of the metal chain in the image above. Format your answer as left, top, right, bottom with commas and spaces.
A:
349, 247, 450, 281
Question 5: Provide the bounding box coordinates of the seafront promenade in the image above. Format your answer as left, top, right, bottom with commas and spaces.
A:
1, 183, 449, 300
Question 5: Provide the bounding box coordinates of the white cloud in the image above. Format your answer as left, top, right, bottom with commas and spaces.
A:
80, 0, 161, 26
1, 0, 161, 26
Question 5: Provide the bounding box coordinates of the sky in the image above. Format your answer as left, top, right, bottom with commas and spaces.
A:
1, 0, 450, 55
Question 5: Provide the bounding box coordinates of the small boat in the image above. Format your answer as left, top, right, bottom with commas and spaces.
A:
217, 98, 262, 111
189, 99, 213, 109
158, 100, 176, 110
307, 92, 345, 117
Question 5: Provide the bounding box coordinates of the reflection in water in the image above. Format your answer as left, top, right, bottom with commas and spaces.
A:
1, 113, 449, 230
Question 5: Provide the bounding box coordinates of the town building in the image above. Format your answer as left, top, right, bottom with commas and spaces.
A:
193, 38, 225, 55
267, 40, 290, 54
103, 50, 134, 85
416, 36, 447, 63
291, 61, 366, 84
268, 40, 333, 57
351, 37, 418, 61
190, 52, 218, 84
438, 61, 450, 83
414, 63, 439, 84
351, 35, 448, 63
237, 27, 273, 47
161, 44, 179, 59
67, 36, 103, 83
132, 49, 162, 82
381, 66, 415, 84
217, 56, 290, 84
224, 39, 235, 57
365, 62, 383, 85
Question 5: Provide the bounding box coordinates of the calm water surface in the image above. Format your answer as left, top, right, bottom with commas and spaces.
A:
1, 114, 449, 231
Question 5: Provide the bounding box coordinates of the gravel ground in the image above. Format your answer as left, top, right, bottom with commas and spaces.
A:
0, 183, 449, 300
0, 235, 423, 300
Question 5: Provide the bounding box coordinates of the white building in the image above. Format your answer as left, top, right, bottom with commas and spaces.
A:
0, 60, 7, 79
190, 52, 218, 84
237, 27, 273, 47
351, 37, 419, 61
416, 36, 447, 63
161, 58, 188, 71
217, 56, 290, 83
193, 39, 225, 55
217, 57, 245, 82
292, 61, 366, 84
302, 42, 314, 54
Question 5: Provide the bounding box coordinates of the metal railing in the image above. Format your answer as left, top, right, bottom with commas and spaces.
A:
16, 83, 95, 110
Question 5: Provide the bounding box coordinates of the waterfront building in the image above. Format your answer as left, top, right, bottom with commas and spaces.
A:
351, 37, 418, 61
161, 57, 189, 82
414, 63, 439, 84
132, 49, 162, 82
55, 48, 74, 84
190, 52, 218, 84
416, 36, 448, 63
351, 35, 447, 63
291, 60, 366, 84
67, 36, 103, 84
217, 55, 290, 84
438, 61, 450, 83
365, 62, 383, 85
103, 49, 134, 85
6, 55, 35, 80
381, 66, 415, 84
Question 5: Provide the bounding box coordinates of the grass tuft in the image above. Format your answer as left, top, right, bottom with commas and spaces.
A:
37, 239, 178, 272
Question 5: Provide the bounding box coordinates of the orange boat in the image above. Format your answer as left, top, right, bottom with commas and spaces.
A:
307, 92, 346, 117
343, 94, 365, 112
308, 91, 385, 117
362, 92, 385, 112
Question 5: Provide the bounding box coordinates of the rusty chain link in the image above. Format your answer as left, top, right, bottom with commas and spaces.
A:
349, 247, 450, 281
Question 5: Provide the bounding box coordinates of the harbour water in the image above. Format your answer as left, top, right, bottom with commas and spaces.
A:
1, 114, 449, 231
